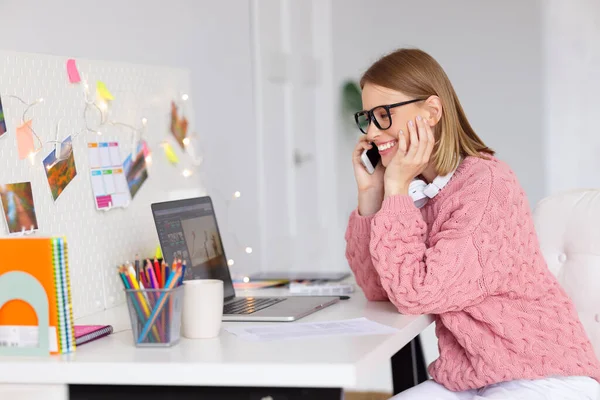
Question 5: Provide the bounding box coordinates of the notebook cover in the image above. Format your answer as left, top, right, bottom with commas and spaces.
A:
0, 237, 61, 354
74, 325, 113, 346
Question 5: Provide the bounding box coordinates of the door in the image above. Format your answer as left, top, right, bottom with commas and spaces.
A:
250, 0, 340, 273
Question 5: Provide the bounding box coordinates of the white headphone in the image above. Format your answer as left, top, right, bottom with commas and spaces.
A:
408, 168, 457, 208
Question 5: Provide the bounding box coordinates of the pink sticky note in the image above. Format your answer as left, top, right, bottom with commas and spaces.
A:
66, 59, 81, 83
141, 140, 150, 157
17, 120, 35, 160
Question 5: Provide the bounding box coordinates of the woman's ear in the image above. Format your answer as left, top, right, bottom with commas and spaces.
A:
424, 96, 443, 126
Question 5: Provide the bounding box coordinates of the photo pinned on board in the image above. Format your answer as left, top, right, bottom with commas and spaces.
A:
123, 140, 149, 199
43, 135, 78, 201
170, 101, 188, 149
0, 94, 6, 138
0, 182, 39, 234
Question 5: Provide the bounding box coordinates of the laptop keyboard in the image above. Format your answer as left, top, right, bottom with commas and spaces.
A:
223, 297, 286, 315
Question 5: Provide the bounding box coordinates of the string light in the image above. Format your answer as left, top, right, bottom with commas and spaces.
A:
245, 247, 253, 254
227, 259, 235, 266
233, 191, 241, 198
98, 100, 108, 116
4, 74, 190, 186
242, 276, 250, 283
28, 151, 38, 166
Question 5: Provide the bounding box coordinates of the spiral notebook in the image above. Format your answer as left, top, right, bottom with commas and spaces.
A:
0, 237, 75, 354
74, 325, 113, 346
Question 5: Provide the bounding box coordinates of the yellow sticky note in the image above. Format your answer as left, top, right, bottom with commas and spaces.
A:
155, 245, 163, 260
163, 142, 179, 164
96, 81, 114, 101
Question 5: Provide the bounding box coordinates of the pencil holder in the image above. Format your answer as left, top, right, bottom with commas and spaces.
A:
124, 285, 183, 347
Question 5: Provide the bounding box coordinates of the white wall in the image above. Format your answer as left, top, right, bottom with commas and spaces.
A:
0, 0, 261, 275
331, 0, 544, 387
544, 0, 600, 195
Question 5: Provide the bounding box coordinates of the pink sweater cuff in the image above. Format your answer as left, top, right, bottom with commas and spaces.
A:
379, 195, 420, 214
348, 209, 374, 237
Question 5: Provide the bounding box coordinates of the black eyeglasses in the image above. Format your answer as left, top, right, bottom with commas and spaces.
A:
354, 98, 425, 134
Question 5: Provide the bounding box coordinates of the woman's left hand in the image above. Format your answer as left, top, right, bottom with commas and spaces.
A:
384, 115, 435, 197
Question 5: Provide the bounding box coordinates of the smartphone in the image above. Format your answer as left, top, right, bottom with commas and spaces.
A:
360, 144, 380, 174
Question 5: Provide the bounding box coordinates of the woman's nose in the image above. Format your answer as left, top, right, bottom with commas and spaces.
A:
365, 124, 381, 142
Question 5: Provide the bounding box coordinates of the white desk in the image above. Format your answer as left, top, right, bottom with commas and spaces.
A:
0, 286, 433, 398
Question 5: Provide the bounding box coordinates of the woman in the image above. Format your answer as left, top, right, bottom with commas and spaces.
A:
345, 48, 600, 399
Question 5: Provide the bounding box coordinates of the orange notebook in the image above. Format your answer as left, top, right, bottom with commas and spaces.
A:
0, 237, 68, 354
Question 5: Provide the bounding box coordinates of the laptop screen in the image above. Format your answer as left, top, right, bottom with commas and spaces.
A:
151, 196, 235, 300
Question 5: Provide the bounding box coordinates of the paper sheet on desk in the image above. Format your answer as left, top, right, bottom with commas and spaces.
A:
225, 318, 399, 341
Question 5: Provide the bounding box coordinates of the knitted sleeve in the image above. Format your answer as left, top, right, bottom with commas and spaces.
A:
344, 210, 388, 301
370, 173, 492, 315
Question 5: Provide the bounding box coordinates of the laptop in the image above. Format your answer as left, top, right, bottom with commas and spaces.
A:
151, 196, 340, 322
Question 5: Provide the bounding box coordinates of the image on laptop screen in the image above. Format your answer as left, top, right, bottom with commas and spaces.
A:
151, 197, 235, 299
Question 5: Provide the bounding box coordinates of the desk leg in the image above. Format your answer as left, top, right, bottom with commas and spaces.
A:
391, 335, 428, 395
70, 384, 343, 399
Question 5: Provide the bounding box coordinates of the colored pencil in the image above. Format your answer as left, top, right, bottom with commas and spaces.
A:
179, 260, 187, 286
134, 254, 140, 279
138, 267, 181, 343
153, 258, 161, 286
117, 266, 158, 343
126, 267, 163, 342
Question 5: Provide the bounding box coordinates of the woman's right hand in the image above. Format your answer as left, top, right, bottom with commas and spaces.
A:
352, 136, 384, 216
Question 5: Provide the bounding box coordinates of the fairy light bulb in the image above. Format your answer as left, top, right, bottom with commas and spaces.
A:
242, 276, 250, 283
37, 97, 44, 103
28, 152, 36, 165
233, 191, 241, 198
97, 131, 102, 136
227, 259, 235, 267
182, 169, 192, 178
141, 117, 148, 125
182, 94, 189, 101
245, 247, 253, 254
183, 137, 190, 146
145, 155, 152, 165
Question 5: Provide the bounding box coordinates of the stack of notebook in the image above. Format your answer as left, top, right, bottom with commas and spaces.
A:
0, 237, 76, 354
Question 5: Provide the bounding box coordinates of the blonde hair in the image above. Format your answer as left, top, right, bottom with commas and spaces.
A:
360, 48, 494, 175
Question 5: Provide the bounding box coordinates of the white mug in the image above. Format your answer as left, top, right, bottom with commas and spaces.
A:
182, 279, 224, 339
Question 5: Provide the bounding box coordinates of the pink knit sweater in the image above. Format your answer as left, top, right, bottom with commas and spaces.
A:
345, 155, 600, 391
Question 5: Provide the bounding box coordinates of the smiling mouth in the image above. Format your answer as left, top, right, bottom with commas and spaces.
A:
378, 141, 397, 152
